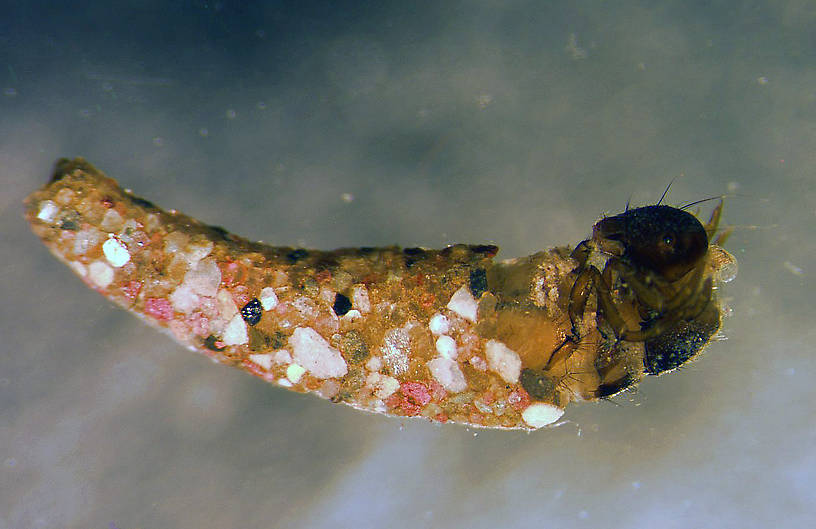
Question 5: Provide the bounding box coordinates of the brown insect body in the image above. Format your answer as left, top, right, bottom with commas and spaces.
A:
568, 202, 733, 386
24, 159, 736, 430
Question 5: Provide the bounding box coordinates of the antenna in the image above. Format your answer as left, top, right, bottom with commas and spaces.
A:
657, 179, 675, 205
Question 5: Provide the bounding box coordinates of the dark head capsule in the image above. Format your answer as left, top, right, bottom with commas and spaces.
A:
595, 205, 708, 281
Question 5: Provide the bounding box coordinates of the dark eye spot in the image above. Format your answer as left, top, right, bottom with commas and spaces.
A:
663, 234, 675, 246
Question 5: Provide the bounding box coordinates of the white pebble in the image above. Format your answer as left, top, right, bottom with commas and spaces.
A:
54, 188, 74, 205
36, 200, 59, 222
100, 209, 124, 232
216, 289, 239, 320
365, 356, 382, 372
343, 309, 362, 321
290, 327, 348, 379
352, 285, 371, 313
366, 372, 400, 399
117, 220, 143, 244
184, 258, 221, 297
73, 228, 100, 256
222, 314, 248, 345
249, 353, 273, 370
435, 335, 458, 360
259, 287, 278, 310
185, 240, 214, 264
274, 350, 292, 364
381, 328, 410, 376
286, 364, 307, 384
163, 231, 189, 254
428, 313, 450, 335
318, 286, 336, 305
522, 403, 565, 429
88, 260, 114, 288
447, 286, 478, 322
485, 339, 522, 384
428, 357, 467, 392
102, 236, 131, 267
318, 380, 341, 399
169, 284, 199, 314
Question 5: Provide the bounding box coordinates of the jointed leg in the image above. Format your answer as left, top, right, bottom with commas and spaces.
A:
569, 266, 630, 339
619, 277, 713, 342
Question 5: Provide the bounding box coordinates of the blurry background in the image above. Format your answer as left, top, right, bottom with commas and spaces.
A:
1, 1, 813, 528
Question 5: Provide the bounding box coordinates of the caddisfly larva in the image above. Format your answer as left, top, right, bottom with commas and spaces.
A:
24, 159, 737, 430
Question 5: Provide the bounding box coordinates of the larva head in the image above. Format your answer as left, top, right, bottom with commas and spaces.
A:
594, 205, 708, 282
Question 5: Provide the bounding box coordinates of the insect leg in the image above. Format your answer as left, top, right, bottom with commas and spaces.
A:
604, 258, 666, 310
569, 265, 630, 339
619, 276, 713, 343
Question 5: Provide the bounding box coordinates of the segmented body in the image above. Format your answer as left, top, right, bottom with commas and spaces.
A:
24, 159, 736, 430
